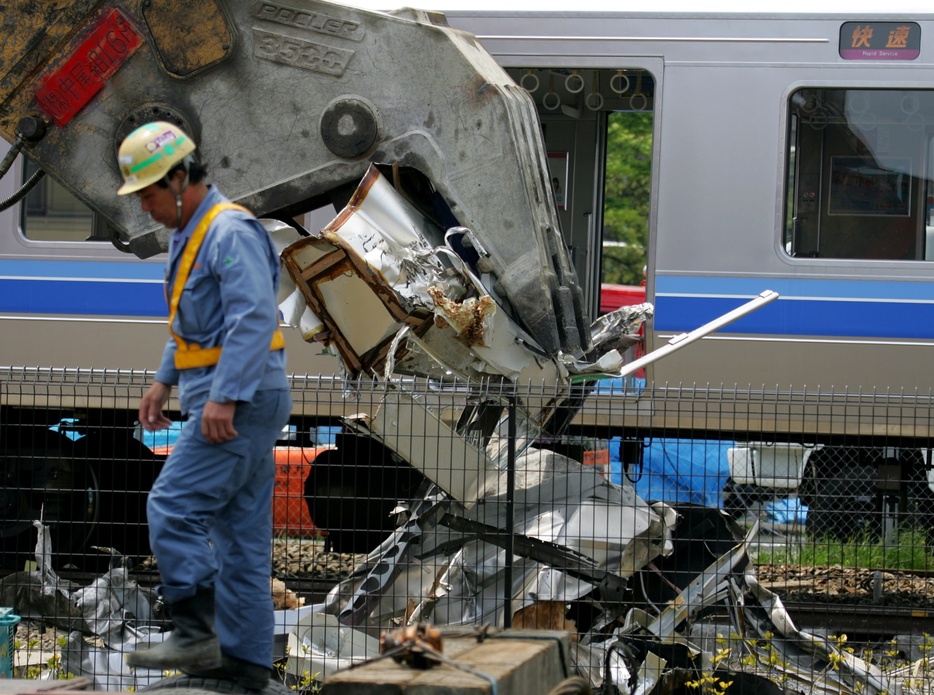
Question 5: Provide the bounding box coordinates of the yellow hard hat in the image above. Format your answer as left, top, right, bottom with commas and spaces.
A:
116, 121, 196, 195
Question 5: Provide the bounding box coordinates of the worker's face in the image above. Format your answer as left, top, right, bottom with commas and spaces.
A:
135, 174, 181, 228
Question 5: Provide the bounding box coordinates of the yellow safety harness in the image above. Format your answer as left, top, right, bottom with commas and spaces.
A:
168, 202, 285, 370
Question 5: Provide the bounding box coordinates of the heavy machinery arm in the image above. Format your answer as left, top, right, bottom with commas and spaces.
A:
0, 0, 588, 357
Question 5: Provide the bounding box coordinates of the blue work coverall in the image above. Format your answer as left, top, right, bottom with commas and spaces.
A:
147, 185, 291, 668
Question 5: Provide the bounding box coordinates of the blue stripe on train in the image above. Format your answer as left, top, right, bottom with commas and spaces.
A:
0, 259, 164, 280
0, 278, 167, 317
656, 275, 933, 301
654, 275, 934, 339
4, 265, 932, 337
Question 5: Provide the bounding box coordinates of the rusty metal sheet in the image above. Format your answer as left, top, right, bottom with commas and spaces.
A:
0, 1, 102, 139
142, 0, 233, 78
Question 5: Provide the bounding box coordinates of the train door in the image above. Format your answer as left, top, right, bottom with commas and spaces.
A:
502, 67, 658, 320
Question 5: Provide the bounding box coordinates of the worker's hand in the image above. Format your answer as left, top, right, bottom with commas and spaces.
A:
202, 400, 238, 444
139, 382, 173, 432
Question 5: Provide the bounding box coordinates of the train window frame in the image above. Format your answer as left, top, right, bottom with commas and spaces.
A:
20, 159, 111, 242
783, 86, 934, 262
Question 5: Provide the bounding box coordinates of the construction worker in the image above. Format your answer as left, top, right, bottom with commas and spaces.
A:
117, 121, 291, 690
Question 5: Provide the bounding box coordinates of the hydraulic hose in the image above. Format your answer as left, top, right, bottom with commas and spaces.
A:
0, 168, 46, 212
0, 116, 50, 212
0, 135, 24, 179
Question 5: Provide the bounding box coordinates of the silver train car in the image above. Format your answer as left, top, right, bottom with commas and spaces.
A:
3, 2, 934, 558
452, 7, 934, 397
4, 4, 933, 412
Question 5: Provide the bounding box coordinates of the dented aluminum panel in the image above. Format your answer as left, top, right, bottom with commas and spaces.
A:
346, 390, 495, 505
308, 448, 898, 695
279, 164, 577, 386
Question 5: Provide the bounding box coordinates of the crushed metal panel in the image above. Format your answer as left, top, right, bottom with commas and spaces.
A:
278, 166, 577, 398
317, 447, 671, 629
557, 497, 657, 569
350, 389, 495, 505
280, 166, 450, 376
392, 452, 674, 626
281, 235, 426, 375
743, 571, 895, 695
643, 522, 756, 639
401, 299, 567, 384
317, 267, 402, 347
285, 613, 380, 680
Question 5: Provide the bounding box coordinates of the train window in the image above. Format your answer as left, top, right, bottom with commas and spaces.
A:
21, 159, 108, 241
785, 88, 934, 261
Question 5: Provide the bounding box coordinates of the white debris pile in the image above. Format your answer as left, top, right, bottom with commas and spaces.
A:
0, 529, 166, 690
269, 165, 881, 695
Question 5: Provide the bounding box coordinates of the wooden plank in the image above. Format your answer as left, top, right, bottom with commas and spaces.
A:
321, 630, 570, 695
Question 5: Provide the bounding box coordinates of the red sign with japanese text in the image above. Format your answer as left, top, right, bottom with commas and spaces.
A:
35, 9, 143, 127
840, 22, 921, 61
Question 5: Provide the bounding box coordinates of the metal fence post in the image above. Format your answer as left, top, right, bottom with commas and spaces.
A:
503, 392, 517, 629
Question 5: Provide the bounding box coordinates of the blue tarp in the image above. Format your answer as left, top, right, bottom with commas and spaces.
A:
596, 378, 733, 508
596, 376, 807, 520
764, 496, 808, 525
610, 437, 733, 508
608, 434, 809, 522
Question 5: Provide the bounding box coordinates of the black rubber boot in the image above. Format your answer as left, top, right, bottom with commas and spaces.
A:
183, 654, 272, 691
127, 588, 222, 671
